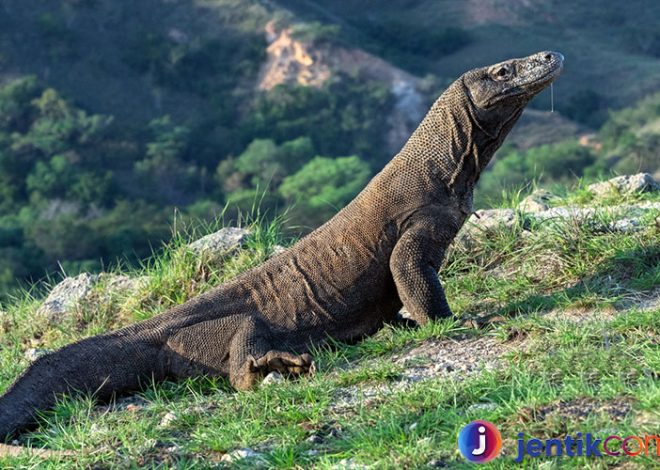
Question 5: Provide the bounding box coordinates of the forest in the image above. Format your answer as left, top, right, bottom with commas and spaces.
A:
0, 0, 658, 298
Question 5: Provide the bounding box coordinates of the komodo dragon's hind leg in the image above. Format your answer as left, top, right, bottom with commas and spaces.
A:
165, 314, 315, 391
227, 315, 315, 390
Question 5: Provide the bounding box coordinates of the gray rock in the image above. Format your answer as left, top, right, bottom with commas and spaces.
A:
468, 208, 517, 230
262, 371, 284, 385
98, 274, 148, 296
158, 411, 177, 427
456, 208, 518, 247
37, 273, 148, 323
610, 218, 643, 233
24, 348, 49, 362
187, 227, 250, 257
531, 205, 596, 222
37, 273, 98, 322
220, 448, 263, 463
427, 459, 448, 467
271, 245, 288, 257
306, 434, 324, 444
332, 458, 369, 469
529, 202, 660, 232
519, 189, 557, 213
467, 402, 499, 414
588, 173, 659, 196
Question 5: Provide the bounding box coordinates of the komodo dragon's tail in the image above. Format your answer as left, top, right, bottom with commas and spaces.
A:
0, 331, 166, 441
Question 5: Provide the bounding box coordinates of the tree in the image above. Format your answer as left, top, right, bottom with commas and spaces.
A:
279, 156, 371, 225
134, 116, 201, 204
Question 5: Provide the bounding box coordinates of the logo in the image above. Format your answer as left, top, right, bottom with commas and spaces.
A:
458, 420, 502, 463
514, 432, 660, 462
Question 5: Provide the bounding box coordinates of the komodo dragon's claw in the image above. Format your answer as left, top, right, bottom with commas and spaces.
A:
253, 351, 316, 378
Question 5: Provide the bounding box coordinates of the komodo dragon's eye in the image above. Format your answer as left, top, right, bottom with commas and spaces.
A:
490, 64, 512, 81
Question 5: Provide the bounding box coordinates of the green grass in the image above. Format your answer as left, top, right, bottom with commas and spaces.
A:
0, 186, 658, 468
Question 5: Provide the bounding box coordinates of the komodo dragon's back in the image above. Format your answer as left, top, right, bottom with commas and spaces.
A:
0, 51, 563, 441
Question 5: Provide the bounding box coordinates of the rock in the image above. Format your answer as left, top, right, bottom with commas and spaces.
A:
187, 227, 250, 257
262, 371, 284, 385
588, 173, 659, 196
37, 273, 97, 322
456, 208, 518, 247
158, 411, 177, 427
111, 395, 150, 413
306, 434, 324, 444
220, 448, 263, 463
529, 202, 660, 233
271, 245, 288, 256
98, 274, 148, 296
332, 458, 369, 469
467, 402, 499, 414
531, 205, 595, 222
519, 189, 557, 213
24, 348, 48, 362
37, 272, 148, 323
469, 208, 516, 230
610, 218, 643, 233
427, 459, 448, 467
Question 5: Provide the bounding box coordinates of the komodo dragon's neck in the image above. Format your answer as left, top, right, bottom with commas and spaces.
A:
395, 79, 524, 213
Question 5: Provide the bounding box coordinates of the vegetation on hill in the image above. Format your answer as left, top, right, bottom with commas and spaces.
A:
0, 0, 658, 300
276, 0, 660, 121
0, 180, 658, 468
0, 71, 392, 298
477, 92, 660, 205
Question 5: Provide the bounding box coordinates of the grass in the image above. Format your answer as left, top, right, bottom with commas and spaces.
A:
0, 185, 658, 468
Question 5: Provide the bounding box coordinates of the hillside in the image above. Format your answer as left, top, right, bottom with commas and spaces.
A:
0, 0, 658, 299
0, 174, 658, 467
276, 0, 660, 118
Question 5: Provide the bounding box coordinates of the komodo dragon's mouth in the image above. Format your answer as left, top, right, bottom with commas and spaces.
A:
526, 58, 563, 86
516, 51, 564, 93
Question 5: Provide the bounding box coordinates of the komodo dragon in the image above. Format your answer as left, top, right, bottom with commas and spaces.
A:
0, 51, 563, 440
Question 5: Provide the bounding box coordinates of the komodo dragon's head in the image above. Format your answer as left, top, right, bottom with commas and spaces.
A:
460, 51, 564, 138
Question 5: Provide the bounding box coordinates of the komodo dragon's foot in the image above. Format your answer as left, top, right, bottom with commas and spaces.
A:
231, 351, 315, 390
253, 351, 316, 377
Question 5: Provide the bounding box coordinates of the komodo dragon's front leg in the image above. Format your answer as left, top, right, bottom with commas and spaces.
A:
390, 220, 454, 325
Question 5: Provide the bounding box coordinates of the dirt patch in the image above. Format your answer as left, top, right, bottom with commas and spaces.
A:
509, 396, 634, 438
524, 397, 633, 423
545, 287, 660, 324
544, 305, 617, 324
392, 335, 511, 383
328, 335, 517, 415
615, 287, 660, 313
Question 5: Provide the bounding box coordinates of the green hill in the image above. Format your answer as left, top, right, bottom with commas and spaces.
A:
0, 0, 658, 299
277, 0, 660, 121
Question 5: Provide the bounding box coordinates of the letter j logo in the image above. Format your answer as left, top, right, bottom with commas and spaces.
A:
458, 420, 502, 463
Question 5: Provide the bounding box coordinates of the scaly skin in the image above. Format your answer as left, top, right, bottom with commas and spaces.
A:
0, 51, 563, 440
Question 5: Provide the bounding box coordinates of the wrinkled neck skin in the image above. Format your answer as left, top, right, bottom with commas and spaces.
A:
399, 79, 526, 213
